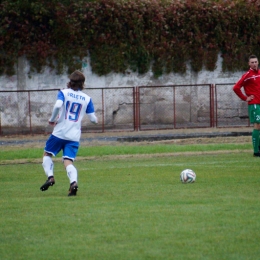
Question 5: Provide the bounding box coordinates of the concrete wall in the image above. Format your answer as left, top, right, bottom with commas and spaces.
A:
0, 54, 248, 134
0, 54, 241, 91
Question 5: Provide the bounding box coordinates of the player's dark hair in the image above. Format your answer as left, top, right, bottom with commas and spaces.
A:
249, 54, 258, 61
67, 70, 85, 91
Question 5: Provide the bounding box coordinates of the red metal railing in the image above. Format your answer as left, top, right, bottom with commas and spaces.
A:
0, 84, 250, 135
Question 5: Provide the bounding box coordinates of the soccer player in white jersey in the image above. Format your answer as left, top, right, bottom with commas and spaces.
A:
40, 70, 98, 196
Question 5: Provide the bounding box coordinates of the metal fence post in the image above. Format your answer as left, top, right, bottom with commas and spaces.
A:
210, 84, 215, 127
134, 87, 140, 131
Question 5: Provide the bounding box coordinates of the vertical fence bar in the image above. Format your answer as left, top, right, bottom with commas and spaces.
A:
136, 87, 140, 131
28, 91, 32, 134
210, 84, 215, 127
101, 88, 105, 133
214, 84, 218, 127
0, 108, 1, 135
173, 86, 176, 129
133, 87, 137, 131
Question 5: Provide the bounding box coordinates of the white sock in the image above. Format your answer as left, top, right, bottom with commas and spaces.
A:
42, 156, 54, 178
66, 164, 77, 184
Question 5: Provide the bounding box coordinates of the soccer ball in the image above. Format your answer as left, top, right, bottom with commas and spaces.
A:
180, 169, 196, 183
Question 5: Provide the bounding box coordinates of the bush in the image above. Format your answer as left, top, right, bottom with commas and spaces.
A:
1, 0, 260, 77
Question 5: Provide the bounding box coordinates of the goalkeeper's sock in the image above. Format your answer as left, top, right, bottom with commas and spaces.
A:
252, 129, 260, 153
42, 156, 54, 178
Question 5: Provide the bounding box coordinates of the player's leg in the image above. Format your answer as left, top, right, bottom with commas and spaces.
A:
64, 159, 78, 196
252, 126, 260, 155
256, 123, 260, 152
63, 141, 79, 196
40, 135, 62, 191
248, 104, 260, 156
42, 152, 54, 178
40, 152, 55, 191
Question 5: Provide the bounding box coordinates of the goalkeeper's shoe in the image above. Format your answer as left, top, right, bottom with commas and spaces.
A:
253, 152, 260, 157
40, 177, 55, 191
68, 182, 78, 196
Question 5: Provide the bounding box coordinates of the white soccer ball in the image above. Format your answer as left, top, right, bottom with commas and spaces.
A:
180, 169, 196, 183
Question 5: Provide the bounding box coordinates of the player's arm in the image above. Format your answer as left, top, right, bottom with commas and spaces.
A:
86, 99, 98, 124
49, 91, 65, 125
49, 100, 63, 125
87, 112, 98, 124
233, 73, 249, 101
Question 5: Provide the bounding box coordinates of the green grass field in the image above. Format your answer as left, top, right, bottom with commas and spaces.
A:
0, 142, 260, 259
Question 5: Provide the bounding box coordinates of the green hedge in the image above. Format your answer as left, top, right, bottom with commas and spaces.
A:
1, 0, 260, 77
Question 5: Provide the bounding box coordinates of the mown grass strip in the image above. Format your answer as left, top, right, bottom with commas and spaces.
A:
0, 143, 252, 161
0, 153, 259, 260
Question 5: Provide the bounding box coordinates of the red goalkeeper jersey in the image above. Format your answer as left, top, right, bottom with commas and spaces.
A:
233, 68, 260, 104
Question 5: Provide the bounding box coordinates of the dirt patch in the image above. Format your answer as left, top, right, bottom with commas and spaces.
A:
0, 128, 252, 149
0, 136, 251, 149
152, 136, 251, 145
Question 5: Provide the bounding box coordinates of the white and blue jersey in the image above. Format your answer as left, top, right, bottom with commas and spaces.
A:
51, 89, 95, 142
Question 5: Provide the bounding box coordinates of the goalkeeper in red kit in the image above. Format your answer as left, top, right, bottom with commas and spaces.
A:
233, 55, 260, 157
